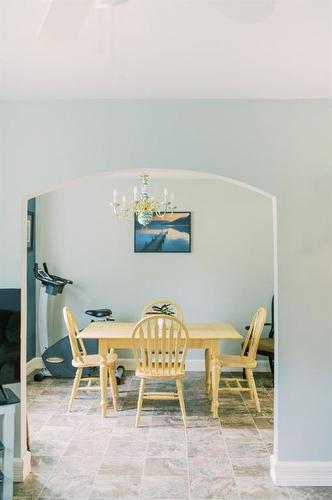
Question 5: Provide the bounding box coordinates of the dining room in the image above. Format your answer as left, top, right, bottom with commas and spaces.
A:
1, 1, 331, 496
22, 170, 276, 499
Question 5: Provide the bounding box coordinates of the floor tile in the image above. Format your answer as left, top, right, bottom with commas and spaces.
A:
225, 440, 269, 459
63, 437, 109, 457
30, 455, 59, 480
144, 457, 188, 476
221, 426, 260, 442
40, 471, 94, 499
107, 436, 148, 457
253, 417, 274, 429
116, 415, 152, 428
150, 415, 187, 427
45, 413, 89, 427
236, 476, 291, 499
287, 486, 332, 499
111, 426, 149, 440
148, 426, 186, 441
147, 439, 187, 458
231, 456, 270, 478
140, 475, 189, 499
186, 427, 223, 442
187, 416, 222, 428
90, 474, 142, 499
53, 455, 104, 476
29, 437, 70, 457
100, 456, 144, 476
188, 437, 227, 458
220, 415, 255, 428
190, 474, 239, 499
189, 456, 233, 478
13, 474, 45, 499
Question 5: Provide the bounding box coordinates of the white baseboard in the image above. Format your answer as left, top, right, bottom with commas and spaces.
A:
14, 451, 31, 482
27, 356, 270, 375
26, 357, 43, 376
117, 358, 270, 372
270, 455, 332, 486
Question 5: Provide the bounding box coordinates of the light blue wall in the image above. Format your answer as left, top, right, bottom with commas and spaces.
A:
35, 177, 273, 360
0, 100, 331, 463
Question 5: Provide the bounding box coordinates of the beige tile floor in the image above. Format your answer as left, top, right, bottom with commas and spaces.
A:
15, 372, 332, 500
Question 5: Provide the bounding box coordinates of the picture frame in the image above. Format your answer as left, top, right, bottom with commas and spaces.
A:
134, 211, 191, 253
27, 211, 33, 251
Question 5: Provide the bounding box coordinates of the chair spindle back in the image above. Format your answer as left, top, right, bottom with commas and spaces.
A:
63, 306, 87, 364
141, 300, 185, 322
241, 307, 267, 361
132, 315, 189, 376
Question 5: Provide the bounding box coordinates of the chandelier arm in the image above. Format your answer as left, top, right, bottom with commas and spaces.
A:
110, 174, 176, 227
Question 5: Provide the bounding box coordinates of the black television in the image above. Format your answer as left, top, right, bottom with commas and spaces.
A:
0, 289, 20, 400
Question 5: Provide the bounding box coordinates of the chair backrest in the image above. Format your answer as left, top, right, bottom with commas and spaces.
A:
132, 314, 189, 377
63, 306, 86, 364
141, 299, 185, 322
269, 295, 275, 339
241, 307, 267, 361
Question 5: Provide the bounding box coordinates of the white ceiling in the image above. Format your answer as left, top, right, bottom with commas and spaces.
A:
0, 0, 330, 99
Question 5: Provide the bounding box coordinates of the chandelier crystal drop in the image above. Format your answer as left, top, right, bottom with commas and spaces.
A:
110, 174, 176, 227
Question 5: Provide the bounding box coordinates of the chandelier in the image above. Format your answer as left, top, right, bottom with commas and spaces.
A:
110, 174, 176, 227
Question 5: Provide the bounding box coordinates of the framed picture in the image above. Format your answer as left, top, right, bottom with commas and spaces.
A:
134, 212, 191, 253
27, 211, 33, 251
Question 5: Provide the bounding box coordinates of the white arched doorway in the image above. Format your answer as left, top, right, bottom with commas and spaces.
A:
20, 167, 278, 480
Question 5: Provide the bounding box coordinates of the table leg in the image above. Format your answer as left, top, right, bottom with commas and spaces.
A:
210, 341, 221, 418
204, 348, 211, 398
99, 339, 108, 417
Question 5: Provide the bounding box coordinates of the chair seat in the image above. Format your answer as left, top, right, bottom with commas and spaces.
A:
72, 352, 117, 368
258, 338, 274, 355
219, 354, 257, 369
136, 361, 185, 379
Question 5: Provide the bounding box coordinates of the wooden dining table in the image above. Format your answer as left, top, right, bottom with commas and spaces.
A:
78, 322, 242, 418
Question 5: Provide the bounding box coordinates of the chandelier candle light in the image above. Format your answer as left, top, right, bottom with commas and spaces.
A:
110, 174, 176, 227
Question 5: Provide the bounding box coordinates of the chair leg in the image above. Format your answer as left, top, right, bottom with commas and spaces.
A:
111, 350, 119, 396
176, 379, 187, 428
108, 367, 118, 412
205, 348, 211, 397
245, 369, 254, 400
269, 356, 274, 384
68, 368, 83, 412
246, 369, 261, 412
136, 379, 145, 428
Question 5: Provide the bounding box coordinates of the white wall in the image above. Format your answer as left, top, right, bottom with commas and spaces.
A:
0, 100, 331, 469
36, 177, 273, 359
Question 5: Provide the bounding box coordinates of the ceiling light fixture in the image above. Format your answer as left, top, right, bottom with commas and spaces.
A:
110, 174, 176, 227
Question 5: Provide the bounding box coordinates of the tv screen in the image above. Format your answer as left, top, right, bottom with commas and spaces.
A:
0, 289, 20, 385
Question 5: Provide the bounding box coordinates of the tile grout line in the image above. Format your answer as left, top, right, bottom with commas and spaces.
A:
88, 401, 118, 500
185, 412, 191, 500
220, 415, 242, 500
135, 376, 150, 500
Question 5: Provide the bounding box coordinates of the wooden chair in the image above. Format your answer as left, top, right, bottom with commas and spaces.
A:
257, 296, 274, 379
218, 307, 267, 412
243, 296, 274, 381
63, 306, 118, 412
132, 314, 189, 427
141, 299, 185, 322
